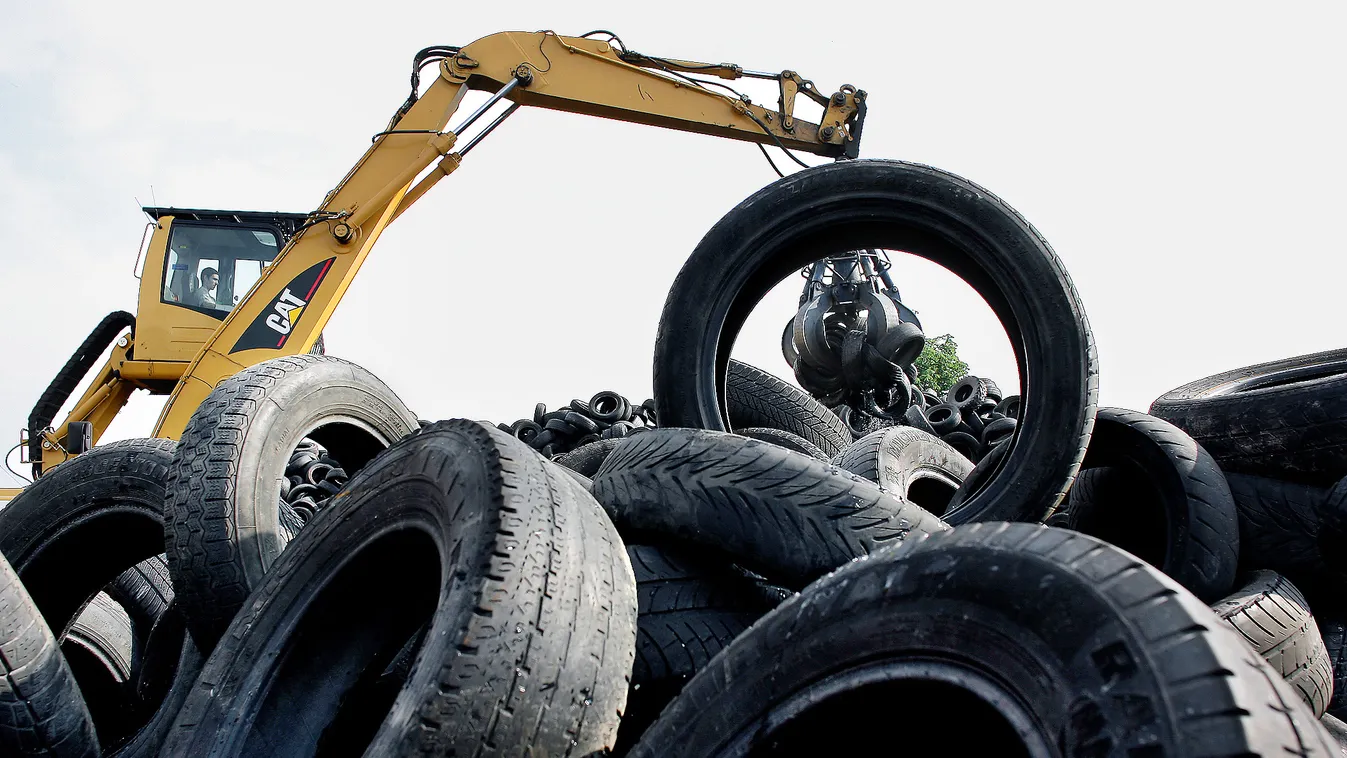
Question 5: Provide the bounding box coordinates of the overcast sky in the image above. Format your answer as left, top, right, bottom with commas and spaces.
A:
2, 2, 1344, 486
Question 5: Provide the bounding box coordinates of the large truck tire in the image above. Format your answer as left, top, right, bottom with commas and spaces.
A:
0, 438, 203, 758
629, 523, 1338, 757
1212, 571, 1334, 717
164, 354, 418, 649
592, 428, 948, 589
1150, 347, 1347, 486
162, 420, 637, 757
0, 551, 99, 758
1065, 407, 1240, 602
725, 360, 851, 458
834, 426, 973, 517
615, 544, 786, 753
653, 160, 1097, 525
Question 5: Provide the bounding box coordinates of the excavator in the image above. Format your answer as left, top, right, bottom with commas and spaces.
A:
1, 30, 866, 500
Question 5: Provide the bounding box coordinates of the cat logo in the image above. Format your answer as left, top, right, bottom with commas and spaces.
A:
230, 258, 334, 353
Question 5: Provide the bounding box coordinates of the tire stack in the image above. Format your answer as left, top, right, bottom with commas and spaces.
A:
1, 159, 1343, 755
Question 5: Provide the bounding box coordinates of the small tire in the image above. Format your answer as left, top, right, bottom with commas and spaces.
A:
592, 428, 948, 589
1150, 347, 1347, 485
0, 551, 99, 758
1064, 407, 1240, 602
834, 427, 972, 518
162, 420, 637, 757
164, 354, 418, 649
629, 523, 1338, 757
737, 427, 828, 461
1212, 571, 1334, 717
725, 360, 852, 458
552, 438, 623, 478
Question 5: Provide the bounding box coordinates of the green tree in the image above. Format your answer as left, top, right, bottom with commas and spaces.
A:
913, 334, 969, 395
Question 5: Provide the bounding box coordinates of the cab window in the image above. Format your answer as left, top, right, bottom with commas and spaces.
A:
162, 224, 280, 318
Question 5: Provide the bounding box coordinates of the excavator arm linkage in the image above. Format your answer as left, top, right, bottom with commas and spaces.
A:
28, 31, 865, 477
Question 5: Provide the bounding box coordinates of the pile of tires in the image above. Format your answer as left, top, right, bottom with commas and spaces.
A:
1, 159, 1343, 755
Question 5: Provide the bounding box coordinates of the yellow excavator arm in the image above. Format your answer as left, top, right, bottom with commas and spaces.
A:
23, 30, 865, 478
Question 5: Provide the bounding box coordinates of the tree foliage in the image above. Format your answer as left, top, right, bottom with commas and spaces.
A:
914, 334, 969, 395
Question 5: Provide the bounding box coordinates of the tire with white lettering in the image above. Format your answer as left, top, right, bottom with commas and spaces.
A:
629, 523, 1339, 757
0, 551, 99, 758
162, 420, 637, 757
164, 354, 418, 650
834, 426, 973, 517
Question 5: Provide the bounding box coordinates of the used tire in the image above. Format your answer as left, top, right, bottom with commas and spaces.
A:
1223, 473, 1342, 603
0, 551, 99, 758
725, 360, 851, 458
1212, 571, 1334, 717
162, 419, 637, 757
834, 426, 973, 518
1065, 407, 1240, 602
592, 428, 948, 589
629, 523, 1338, 757
63, 592, 138, 743
1150, 347, 1347, 485
616, 544, 787, 753
652, 160, 1097, 526
737, 427, 828, 461
164, 354, 418, 649
553, 437, 624, 477
105, 556, 173, 645
1323, 619, 1347, 720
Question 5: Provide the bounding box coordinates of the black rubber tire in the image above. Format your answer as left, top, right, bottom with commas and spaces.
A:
945, 375, 988, 415
1323, 619, 1347, 721
1150, 347, 1347, 486
1223, 473, 1343, 604
652, 160, 1097, 526
65, 592, 136, 686
737, 427, 828, 461
924, 402, 961, 436
1322, 713, 1347, 754
725, 360, 851, 458
834, 427, 972, 518
591, 428, 948, 589
164, 354, 418, 649
615, 544, 786, 754
105, 556, 173, 644
27, 311, 135, 471
106, 604, 204, 758
1212, 570, 1334, 717
1063, 407, 1240, 602
628, 523, 1338, 757
162, 419, 637, 757
940, 430, 981, 462
0, 551, 100, 758
553, 437, 623, 477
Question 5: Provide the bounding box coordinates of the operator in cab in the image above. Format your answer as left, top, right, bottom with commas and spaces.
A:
192, 267, 220, 309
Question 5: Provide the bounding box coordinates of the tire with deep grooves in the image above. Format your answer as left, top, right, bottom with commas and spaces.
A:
164, 354, 418, 649
653, 160, 1097, 525
615, 544, 786, 753
1150, 347, 1347, 485
27, 310, 135, 470
1211, 571, 1334, 717
1223, 473, 1344, 602
1065, 407, 1240, 602
105, 556, 173, 643
629, 523, 1338, 757
737, 427, 828, 461
0, 551, 99, 758
162, 419, 637, 757
725, 360, 851, 458
591, 428, 949, 588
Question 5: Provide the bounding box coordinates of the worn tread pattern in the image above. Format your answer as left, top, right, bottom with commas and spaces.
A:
1322, 619, 1347, 721
726, 361, 852, 459
1151, 347, 1347, 485
164, 354, 417, 649
0, 552, 99, 758
592, 428, 949, 589
106, 556, 173, 644
1212, 570, 1334, 716
736, 427, 828, 461
65, 592, 136, 685
1069, 407, 1240, 602
163, 420, 637, 756
834, 426, 972, 516
631, 523, 1338, 757
1223, 474, 1342, 596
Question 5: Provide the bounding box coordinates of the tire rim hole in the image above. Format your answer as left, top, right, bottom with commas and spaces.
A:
907, 475, 958, 518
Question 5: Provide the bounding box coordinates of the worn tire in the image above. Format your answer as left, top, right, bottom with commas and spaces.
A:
63, 593, 138, 743
737, 427, 828, 461
162, 419, 637, 757
1223, 474, 1344, 602
725, 360, 851, 458
1151, 347, 1347, 485
653, 160, 1097, 527
0, 551, 99, 758
553, 438, 623, 478
1323, 619, 1347, 720
1065, 407, 1240, 602
164, 354, 418, 649
834, 427, 973, 518
105, 556, 173, 645
592, 428, 948, 589
1212, 571, 1334, 717
615, 544, 785, 753
629, 523, 1338, 757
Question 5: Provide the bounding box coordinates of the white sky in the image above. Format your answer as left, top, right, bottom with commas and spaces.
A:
2, 2, 1344, 486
